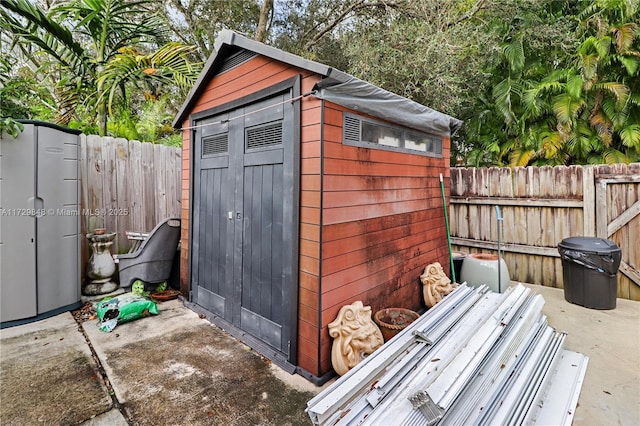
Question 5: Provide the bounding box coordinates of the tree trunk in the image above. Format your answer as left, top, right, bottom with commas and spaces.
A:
97, 103, 107, 136
255, 0, 273, 42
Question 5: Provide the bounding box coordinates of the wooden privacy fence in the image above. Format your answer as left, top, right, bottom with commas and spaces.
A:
449, 163, 640, 301
80, 135, 181, 255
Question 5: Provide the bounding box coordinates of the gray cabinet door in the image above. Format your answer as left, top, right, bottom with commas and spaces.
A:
0, 125, 37, 322
36, 126, 80, 314
192, 88, 298, 360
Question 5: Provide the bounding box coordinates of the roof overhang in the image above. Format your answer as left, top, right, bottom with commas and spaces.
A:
313, 73, 463, 137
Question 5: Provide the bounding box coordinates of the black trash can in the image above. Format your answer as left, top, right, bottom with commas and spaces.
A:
557, 237, 622, 309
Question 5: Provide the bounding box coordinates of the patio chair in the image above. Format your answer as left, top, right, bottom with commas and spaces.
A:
115, 217, 181, 289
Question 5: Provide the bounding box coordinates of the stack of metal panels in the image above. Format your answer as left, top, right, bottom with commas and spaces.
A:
307, 284, 588, 426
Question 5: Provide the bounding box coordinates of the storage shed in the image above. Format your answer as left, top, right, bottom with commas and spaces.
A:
1, 121, 82, 328
173, 30, 461, 383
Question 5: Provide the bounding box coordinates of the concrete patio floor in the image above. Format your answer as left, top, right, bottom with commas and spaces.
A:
1, 298, 322, 425
0, 283, 638, 425
521, 283, 640, 426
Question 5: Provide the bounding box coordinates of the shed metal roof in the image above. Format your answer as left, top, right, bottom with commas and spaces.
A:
173, 30, 462, 136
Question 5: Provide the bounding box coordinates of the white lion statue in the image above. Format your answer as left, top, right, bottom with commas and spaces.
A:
328, 301, 384, 376
420, 262, 455, 308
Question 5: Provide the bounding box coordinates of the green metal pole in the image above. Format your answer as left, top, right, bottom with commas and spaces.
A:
440, 173, 456, 283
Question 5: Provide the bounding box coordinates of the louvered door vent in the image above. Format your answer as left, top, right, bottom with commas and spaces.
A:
220, 50, 258, 74
344, 116, 361, 143
246, 122, 283, 150
202, 134, 228, 156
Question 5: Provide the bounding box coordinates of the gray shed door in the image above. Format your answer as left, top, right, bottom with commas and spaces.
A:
192, 91, 297, 359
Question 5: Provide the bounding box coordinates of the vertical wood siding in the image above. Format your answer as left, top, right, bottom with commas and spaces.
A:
180, 129, 190, 295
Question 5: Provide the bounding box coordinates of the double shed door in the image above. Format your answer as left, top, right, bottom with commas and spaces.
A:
192, 86, 298, 360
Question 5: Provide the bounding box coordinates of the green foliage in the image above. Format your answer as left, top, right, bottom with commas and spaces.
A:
106, 99, 182, 145
0, 53, 57, 121
0, 118, 24, 138
3, 0, 639, 162
333, 0, 504, 118
1, 0, 200, 140
0, 53, 42, 138
620, 124, 640, 148
503, 36, 525, 73
273, 0, 594, 166
464, 0, 639, 166
97, 42, 199, 114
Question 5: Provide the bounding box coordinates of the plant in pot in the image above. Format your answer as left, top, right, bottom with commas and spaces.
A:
373, 308, 420, 342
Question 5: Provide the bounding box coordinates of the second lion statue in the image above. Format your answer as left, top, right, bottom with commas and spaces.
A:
420, 262, 455, 308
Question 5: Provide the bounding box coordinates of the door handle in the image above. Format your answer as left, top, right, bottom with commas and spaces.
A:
236, 212, 242, 220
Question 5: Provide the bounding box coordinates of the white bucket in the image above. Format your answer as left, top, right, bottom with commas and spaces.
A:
460, 253, 510, 293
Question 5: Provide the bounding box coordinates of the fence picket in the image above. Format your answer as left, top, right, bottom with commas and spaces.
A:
101, 136, 117, 236
86, 135, 104, 231
129, 140, 145, 237
141, 142, 155, 231
154, 143, 168, 222
114, 138, 130, 252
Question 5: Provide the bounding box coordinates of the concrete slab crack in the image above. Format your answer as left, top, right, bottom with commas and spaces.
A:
73, 314, 131, 424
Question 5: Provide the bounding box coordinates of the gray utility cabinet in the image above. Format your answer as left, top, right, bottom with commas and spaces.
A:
0, 121, 82, 326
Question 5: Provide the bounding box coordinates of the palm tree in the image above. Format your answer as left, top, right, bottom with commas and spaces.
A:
97, 42, 198, 115
1, 0, 200, 135
491, 0, 639, 166
465, 0, 638, 166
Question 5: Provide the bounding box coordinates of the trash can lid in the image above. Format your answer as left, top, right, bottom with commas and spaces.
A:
558, 236, 621, 254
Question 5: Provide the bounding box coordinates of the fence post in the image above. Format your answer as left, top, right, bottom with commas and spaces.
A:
582, 165, 596, 236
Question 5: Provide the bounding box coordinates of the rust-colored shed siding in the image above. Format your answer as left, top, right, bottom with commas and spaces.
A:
179, 55, 324, 375
296, 76, 323, 375
317, 103, 451, 373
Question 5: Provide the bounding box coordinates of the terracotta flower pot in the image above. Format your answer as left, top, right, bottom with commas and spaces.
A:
150, 289, 181, 301
374, 308, 420, 342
